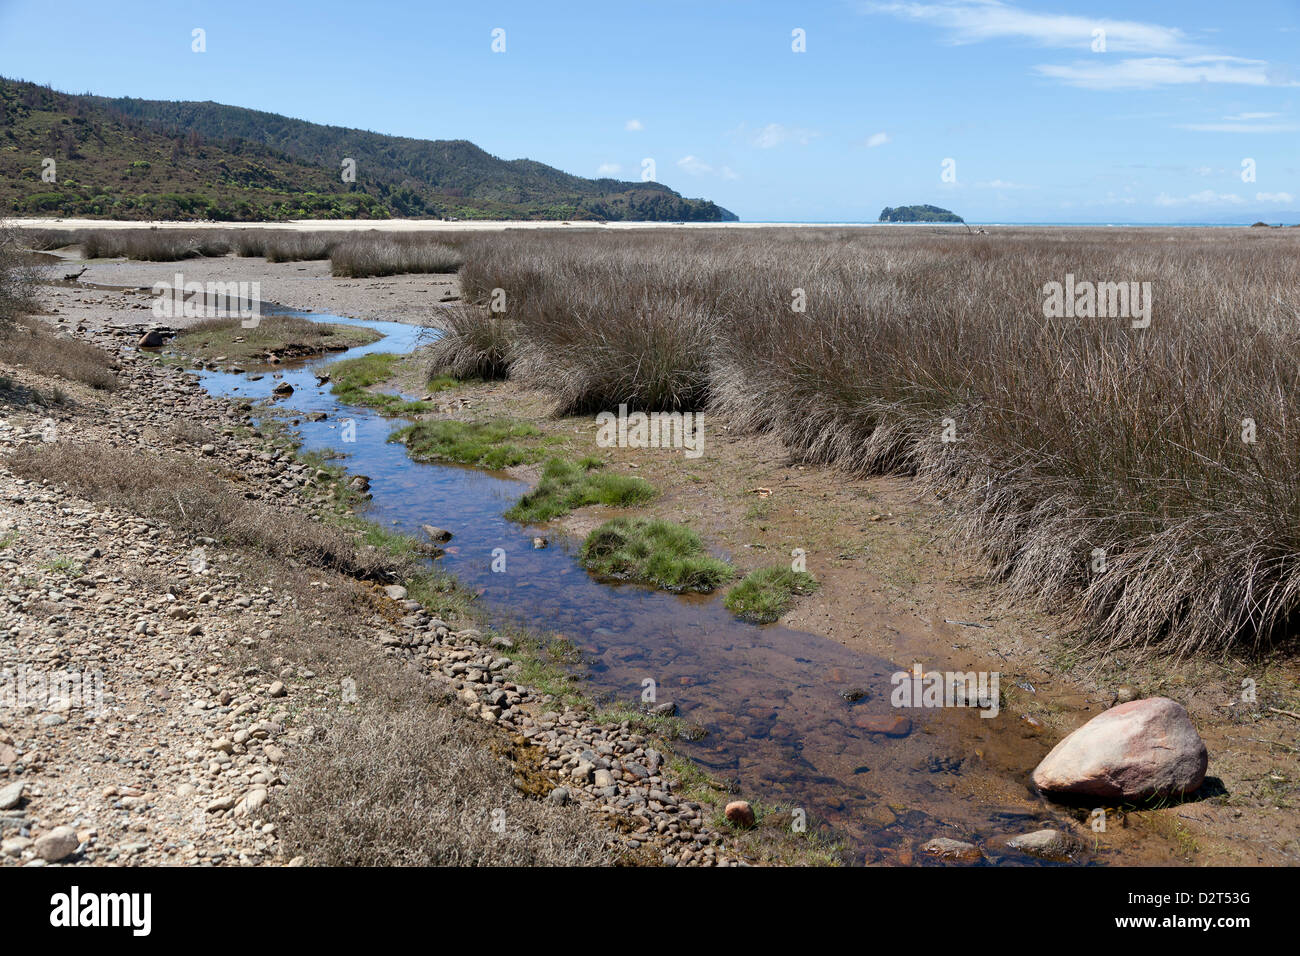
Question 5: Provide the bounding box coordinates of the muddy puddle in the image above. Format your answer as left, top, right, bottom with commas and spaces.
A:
190, 304, 1098, 865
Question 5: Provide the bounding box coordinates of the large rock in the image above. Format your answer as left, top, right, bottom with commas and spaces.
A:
137, 329, 165, 348
1032, 697, 1207, 801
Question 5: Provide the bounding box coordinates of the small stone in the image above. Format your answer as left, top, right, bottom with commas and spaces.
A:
724, 800, 756, 828
200, 444, 216, 456
0, 781, 23, 811
34, 826, 80, 862
1006, 828, 1073, 860
267, 681, 286, 698
548, 787, 570, 805
383, 584, 408, 601
206, 795, 237, 813
138, 330, 165, 348
532, 536, 548, 549
421, 526, 453, 543
234, 788, 268, 817
272, 382, 294, 396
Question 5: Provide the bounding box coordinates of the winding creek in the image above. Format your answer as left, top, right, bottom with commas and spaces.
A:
194, 304, 1091, 865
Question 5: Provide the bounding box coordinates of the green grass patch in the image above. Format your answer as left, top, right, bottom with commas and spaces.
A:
392, 418, 545, 469
724, 566, 819, 624
505, 457, 656, 523
328, 353, 432, 416
580, 517, 733, 593
426, 374, 466, 393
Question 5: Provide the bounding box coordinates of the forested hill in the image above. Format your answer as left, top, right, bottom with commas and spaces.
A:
0, 77, 738, 222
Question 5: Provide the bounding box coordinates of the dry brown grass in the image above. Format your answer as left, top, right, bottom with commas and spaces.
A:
1, 224, 48, 329
0, 318, 119, 391
6, 442, 397, 581
278, 691, 605, 866
79, 228, 233, 261
425, 305, 515, 381
330, 234, 464, 278
450, 227, 1300, 657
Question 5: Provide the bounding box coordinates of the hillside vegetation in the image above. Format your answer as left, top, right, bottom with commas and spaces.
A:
0, 77, 736, 222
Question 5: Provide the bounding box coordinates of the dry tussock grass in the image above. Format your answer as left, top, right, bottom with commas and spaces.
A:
0, 319, 119, 391
448, 227, 1300, 656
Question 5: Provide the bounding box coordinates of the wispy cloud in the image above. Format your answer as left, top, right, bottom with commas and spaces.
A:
751, 123, 820, 148
864, 2, 1296, 90
865, 131, 890, 148
862, 0, 1190, 53
1257, 192, 1295, 204
676, 155, 738, 179
595, 163, 622, 176
1038, 56, 1298, 90
1176, 117, 1299, 133
625, 119, 644, 131
1153, 190, 1245, 207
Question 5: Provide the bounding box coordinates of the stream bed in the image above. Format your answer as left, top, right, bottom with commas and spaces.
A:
194, 305, 1089, 865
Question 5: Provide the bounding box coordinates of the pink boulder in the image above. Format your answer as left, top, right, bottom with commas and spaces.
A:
1032, 697, 1207, 801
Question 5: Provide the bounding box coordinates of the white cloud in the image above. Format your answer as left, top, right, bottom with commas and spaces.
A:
864, 3, 1296, 91
863, 1, 1190, 54
1256, 192, 1295, 204
625, 119, 644, 131
1153, 190, 1245, 207
865, 131, 890, 148
677, 155, 712, 175
595, 163, 623, 176
1036, 56, 1297, 90
751, 123, 820, 148
976, 179, 1034, 189
1224, 111, 1280, 121
676, 156, 739, 180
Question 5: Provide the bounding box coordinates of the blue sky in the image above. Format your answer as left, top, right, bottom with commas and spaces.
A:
1, 0, 1297, 222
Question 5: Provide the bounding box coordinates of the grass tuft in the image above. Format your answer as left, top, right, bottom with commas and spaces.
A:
725, 566, 819, 624
392, 418, 546, 469
505, 457, 655, 523
580, 516, 733, 593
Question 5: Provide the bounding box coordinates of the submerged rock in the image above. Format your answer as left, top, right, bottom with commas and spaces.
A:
1031, 697, 1207, 801
921, 837, 981, 863
1006, 828, 1073, 861
853, 714, 912, 737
